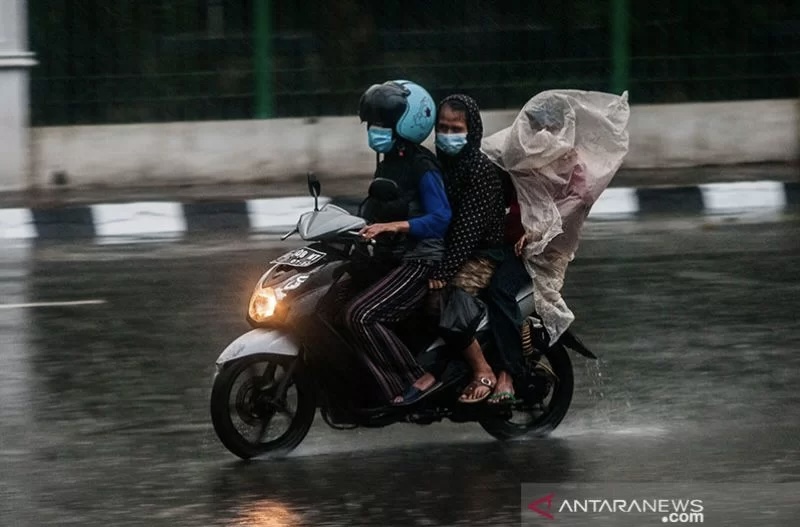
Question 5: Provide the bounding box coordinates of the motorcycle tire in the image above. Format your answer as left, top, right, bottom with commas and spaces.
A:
479, 343, 573, 440
210, 353, 316, 460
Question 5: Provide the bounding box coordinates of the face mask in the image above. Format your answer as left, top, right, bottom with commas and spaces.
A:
435, 133, 468, 155
368, 126, 395, 153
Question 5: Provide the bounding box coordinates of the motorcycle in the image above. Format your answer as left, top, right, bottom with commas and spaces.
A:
210, 174, 597, 460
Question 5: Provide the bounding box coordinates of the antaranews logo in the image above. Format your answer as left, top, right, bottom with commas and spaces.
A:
526, 493, 704, 524
523, 482, 800, 526
528, 493, 555, 520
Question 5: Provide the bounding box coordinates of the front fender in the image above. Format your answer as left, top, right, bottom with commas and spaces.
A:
215, 329, 300, 367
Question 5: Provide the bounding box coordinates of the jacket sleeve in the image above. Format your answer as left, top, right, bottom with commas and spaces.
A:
408, 170, 452, 239
432, 172, 502, 282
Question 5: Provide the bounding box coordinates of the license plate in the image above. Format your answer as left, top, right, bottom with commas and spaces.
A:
270, 247, 326, 268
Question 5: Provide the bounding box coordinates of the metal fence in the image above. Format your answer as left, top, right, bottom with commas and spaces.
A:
28, 0, 800, 126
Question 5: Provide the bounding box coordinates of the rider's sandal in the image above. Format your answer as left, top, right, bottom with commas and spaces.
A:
487, 391, 517, 405
391, 381, 443, 407
458, 376, 496, 404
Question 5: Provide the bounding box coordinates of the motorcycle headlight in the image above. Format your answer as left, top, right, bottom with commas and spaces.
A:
248, 286, 286, 323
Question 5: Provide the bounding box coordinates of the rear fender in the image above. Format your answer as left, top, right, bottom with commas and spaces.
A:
559, 329, 598, 359
215, 329, 300, 367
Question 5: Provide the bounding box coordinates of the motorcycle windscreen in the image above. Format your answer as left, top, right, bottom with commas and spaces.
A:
298, 204, 366, 240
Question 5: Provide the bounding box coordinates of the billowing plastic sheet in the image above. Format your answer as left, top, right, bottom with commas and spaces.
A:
482, 90, 630, 344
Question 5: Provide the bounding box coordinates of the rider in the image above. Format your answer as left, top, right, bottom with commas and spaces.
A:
344, 80, 452, 406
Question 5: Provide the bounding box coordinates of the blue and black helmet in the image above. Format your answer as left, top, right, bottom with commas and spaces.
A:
358, 80, 435, 144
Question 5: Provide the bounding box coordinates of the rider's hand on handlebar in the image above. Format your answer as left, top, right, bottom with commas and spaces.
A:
358, 221, 409, 240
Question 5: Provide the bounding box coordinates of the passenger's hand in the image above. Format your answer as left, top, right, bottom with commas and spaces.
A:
514, 234, 528, 257
428, 279, 446, 290
359, 222, 399, 240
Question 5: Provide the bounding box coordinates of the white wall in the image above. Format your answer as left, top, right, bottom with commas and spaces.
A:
0, 0, 36, 191
28, 98, 800, 190
0, 70, 28, 190
626, 99, 799, 168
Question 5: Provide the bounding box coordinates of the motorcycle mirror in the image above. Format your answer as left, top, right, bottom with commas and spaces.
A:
307, 172, 321, 211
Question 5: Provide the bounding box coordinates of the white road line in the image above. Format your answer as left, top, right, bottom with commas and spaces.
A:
0, 208, 37, 239
589, 187, 639, 217
700, 181, 787, 212
0, 299, 107, 309
91, 202, 186, 237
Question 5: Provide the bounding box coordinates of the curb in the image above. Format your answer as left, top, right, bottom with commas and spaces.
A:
1, 181, 797, 240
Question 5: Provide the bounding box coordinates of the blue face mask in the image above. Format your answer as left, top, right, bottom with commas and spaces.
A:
368, 126, 395, 153
435, 133, 468, 155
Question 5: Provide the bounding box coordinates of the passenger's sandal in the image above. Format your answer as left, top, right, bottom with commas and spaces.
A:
458, 376, 495, 404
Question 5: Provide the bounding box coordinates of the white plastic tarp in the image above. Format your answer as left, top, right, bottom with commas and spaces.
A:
482, 90, 631, 343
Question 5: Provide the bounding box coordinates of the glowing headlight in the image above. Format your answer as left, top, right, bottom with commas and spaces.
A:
248, 287, 286, 323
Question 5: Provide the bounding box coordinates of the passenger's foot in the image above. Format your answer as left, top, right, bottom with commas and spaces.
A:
391, 373, 440, 406
488, 370, 516, 404
458, 373, 496, 404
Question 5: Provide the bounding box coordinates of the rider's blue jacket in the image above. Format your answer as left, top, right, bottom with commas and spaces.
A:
362, 140, 452, 263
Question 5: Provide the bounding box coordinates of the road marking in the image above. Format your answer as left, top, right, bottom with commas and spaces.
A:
0, 208, 37, 239
700, 181, 787, 211
91, 202, 186, 237
590, 188, 639, 216
0, 299, 107, 309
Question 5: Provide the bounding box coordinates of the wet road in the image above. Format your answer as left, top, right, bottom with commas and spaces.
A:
1, 213, 799, 526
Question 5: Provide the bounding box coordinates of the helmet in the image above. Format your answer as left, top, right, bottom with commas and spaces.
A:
358, 80, 435, 144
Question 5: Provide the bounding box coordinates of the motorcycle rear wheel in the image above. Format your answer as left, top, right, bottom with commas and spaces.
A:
479, 344, 573, 440
210, 354, 316, 460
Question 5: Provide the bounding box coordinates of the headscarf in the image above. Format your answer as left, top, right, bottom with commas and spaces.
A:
431, 94, 505, 282
437, 93, 491, 197
482, 90, 630, 344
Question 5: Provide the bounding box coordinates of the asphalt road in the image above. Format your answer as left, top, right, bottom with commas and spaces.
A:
1, 212, 798, 526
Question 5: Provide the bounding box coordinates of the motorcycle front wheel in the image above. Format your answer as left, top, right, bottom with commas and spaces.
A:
210, 354, 316, 460
479, 343, 574, 440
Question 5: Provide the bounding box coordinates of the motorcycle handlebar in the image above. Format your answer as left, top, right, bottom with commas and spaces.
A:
345, 230, 376, 245
280, 229, 374, 244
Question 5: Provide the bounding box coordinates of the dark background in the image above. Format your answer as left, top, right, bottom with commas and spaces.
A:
28, 0, 800, 125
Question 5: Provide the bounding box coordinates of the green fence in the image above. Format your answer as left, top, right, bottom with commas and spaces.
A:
28, 0, 800, 126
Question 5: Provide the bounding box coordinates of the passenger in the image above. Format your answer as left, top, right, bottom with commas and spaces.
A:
483, 170, 531, 404
402, 94, 506, 404
344, 80, 452, 406
480, 89, 632, 400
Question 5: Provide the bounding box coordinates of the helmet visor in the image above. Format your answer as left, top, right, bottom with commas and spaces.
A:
358, 82, 409, 127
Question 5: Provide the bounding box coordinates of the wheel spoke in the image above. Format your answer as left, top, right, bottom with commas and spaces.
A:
255, 418, 271, 443
271, 375, 290, 397
245, 363, 265, 383
277, 399, 296, 419
246, 362, 279, 385
262, 363, 277, 385
276, 360, 298, 393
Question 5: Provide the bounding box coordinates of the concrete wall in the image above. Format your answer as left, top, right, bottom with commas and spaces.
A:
27, 98, 800, 190
0, 0, 36, 191
626, 99, 799, 168
0, 70, 28, 190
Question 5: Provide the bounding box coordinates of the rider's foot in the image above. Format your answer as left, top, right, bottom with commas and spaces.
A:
488, 370, 516, 404
458, 372, 496, 403
392, 372, 438, 404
